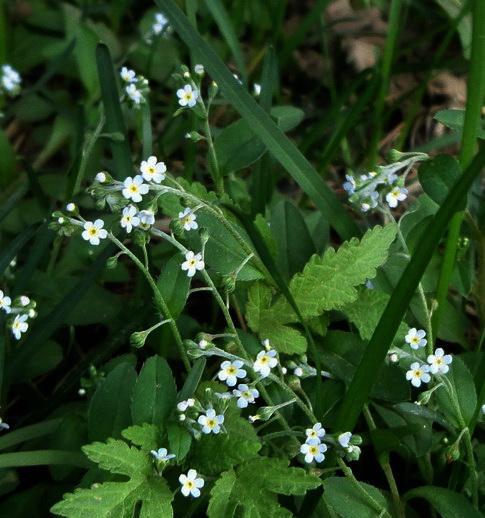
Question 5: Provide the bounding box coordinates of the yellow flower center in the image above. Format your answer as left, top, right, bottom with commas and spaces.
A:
207, 419, 216, 428
130, 185, 138, 193
309, 446, 318, 455
186, 481, 194, 489
415, 370, 422, 377
436, 358, 442, 365
227, 366, 237, 375
259, 356, 269, 365
189, 259, 197, 267
89, 228, 97, 236
184, 93, 193, 101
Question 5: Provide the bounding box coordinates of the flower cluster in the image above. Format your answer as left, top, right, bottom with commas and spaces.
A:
145, 12, 171, 43
343, 151, 428, 213
120, 66, 150, 107
0, 64, 21, 97
176, 393, 227, 439
0, 290, 36, 340
300, 423, 327, 464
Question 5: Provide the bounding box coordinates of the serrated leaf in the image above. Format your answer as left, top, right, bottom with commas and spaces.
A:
208, 457, 321, 518
121, 424, 160, 452
131, 356, 177, 429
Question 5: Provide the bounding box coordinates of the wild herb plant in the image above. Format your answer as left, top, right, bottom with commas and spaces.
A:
0, 0, 484, 517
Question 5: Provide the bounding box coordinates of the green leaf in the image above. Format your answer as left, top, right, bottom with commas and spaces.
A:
404, 486, 481, 518
156, 0, 359, 240
418, 155, 461, 205
322, 477, 389, 518
167, 422, 192, 462
433, 1, 471, 58
157, 254, 191, 318
131, 356, 177, 429
88, 362, 137, 442
270, 106, 305, 131
0, 129, 15, 188
178, 358, 206, 401
208, 457, 321, 517
335, 146, 485, 431
121, 424, 160, 452
434, 356, 477, 428
270, 200, 315, 279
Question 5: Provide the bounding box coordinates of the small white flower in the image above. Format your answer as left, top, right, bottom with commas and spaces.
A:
360, 191, 379, 212
120, 67, 136, 83
28, 309, 37, 318
232, 73, 243, 85
389, 353, 399, 363
405, 328, 427, 350
0, 419, 9, 431
66, 203, 76, 212
217, 360, 246, 387
198, 408, 224, 434
305, 423, 325, 444
1, 64, 21, 95
427, 348, 453, 375
406, 362, 431, 388
120, 205, 140, 233
138, 209, 155, 227
11, 314, 28, 340
153, 12, 169, 35
122, 175, 149, 202
177, 398, 195, 412
82, 219, 108, 246
194, 64, 204, 75
338, 432, 352, 448
181, 251, 204, 277
126, 83, 143, 104
140, 155, 166, 183
177, 84, 199, 108
365, 279, 374, 289
19, 296, 30, 307
300, 442, 327, 464
262, 338, 271, 350
198, 339, 208, 349
179, 469, 204, 498
253, 83, 261, 96
150, 447, 175, 462
386, 186, 408, 208
294, 367, 303, 377
343, 174, 356, 194
95, 172, 106, 183
253, 349, 277, 378
178, 207, 198, 231
0, 291, 12, 314
232, 384, 259, 409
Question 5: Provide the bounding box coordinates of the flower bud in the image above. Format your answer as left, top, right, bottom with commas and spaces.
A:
200, 228, 210, 245
222, 274, 236, 294
106, 256, 119, 269
130, 330, 149, 348
66, 202, 77, 213
209, 81, 218, 100
445, 444, 460, 463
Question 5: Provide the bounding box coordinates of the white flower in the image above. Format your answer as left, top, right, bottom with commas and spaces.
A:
253, 349, 277, 378
0, 419, 9, 431
179, 469, 204, 498
405, 328, 427, 350
406, 362, 431, 388
198, 339, 208, 349
153, 12, 169, 35
95, 172, 106, 183
140, 155, 166, 183
82, 219, 108, 246
198, 408, 224, 434
427, 348, 453, 375
232, 384, 259, 408
122, 175, 149, 202
338, 432, 352, 448
138, 210, 155, 227
300, 442, 327, 464
360, 191, 379, 212
217, 360, 246, 387
11, 314, 28, 340
232, 73, 243, 84
262, 338, 271, 350
177, 398, 195, 412
150, 447, 175, 462
19, 296, 30, 307
181, 251, 204, 277
194, 64, 204, 75
0, 291, 12, 314
120, 205, 140, 233
1, 64, 21, 95
305, 423, 325, 444
66, 202, 76, 212
178, 208, 198, 231
28, 309, 36, 318
343, 174, 356, 194
386, 186, 408, 208
120, 67, 136, 83
177, 84, 199, 108
253, 83, 261, 96
294, 367, 303, 377
126, 83, 142, 104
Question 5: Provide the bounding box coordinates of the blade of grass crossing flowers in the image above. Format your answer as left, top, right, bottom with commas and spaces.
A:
335, 145, 485, 431
205, 0, 247, 82
95, 44, 132, 179
0, 225, 39, 276
156, 0, 359, 240
0, 450, 89, 469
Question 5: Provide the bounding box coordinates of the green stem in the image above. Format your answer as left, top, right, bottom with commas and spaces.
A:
201, 104, 224, 195
368, 0, 402, 167
109, 234, 190, 371
432, 0, 485, 342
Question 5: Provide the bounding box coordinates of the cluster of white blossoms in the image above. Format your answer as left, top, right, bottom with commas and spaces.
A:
300, 423, 327, 464
0, 64, 21, 97
343, 152, 428, 213
0, 290, 36, 340
119, 66, 150, 107
175, 396, 226, 438
145, 12, 171, 43
400, 328, 453, 388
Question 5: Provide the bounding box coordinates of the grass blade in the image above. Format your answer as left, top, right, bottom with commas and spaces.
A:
156, 0, 359, 240
0, 450, 89, 468
0, 225, 39, 276
205, 0, 247, 81
95, 43, 132, 179
335, 144, 485, 431
0, 182, 28, 224
0, 418, 62, 451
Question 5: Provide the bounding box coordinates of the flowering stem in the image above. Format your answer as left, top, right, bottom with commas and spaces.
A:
200, 103, 224, 196
108, 234, 190, 371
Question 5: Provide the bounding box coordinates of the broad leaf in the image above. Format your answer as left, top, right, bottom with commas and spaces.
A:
157, 254, 191, 318
405, 486, 481, 518
418, 155, 461, 205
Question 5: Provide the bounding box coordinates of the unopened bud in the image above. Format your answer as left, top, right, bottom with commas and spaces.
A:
106, 256, 119, 269
130, 330, 149, 348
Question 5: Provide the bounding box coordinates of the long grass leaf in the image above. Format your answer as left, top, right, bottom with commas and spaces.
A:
0, 182, 28, 224
95, 43, 132, 179
156, 0, 359, 240
335, 145, 485, 430
0, 418, 62, 451
0, 450, 89, 468
0, 225, 38, 276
